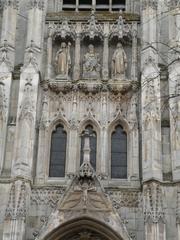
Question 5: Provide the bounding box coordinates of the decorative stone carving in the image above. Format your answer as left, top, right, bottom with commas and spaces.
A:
83, 44, 101, 80
30, 0, 44, 10
143, 182, 165, 223
31, 187, 65, 208
18, 77, 35, 121
110, 16, 131, 40
3, 0, 19, 9
55, 42, 71, 80
112, 42, 127, 80
0, 40, 13, 71
23, 40, 39, 72
0, 81, 7, 121
82, 11, 103, 41
106, 190, 142, 209
5, 181, 27, 220
142, 0, 158, 10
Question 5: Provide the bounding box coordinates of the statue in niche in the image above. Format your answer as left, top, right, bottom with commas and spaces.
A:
112, 42, 127, 80
55, 42, 71, 79
83, 44, 101, 80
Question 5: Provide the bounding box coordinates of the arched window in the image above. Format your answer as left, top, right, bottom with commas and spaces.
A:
49, 124, 67, 177
80, 125, 97, 170
111, 125, 127, 179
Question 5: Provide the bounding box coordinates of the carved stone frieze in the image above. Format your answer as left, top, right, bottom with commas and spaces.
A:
106, 190, 142, 209
31, 187, 66, 208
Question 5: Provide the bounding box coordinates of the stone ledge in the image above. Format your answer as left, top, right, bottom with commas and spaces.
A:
46, 12, 140, 22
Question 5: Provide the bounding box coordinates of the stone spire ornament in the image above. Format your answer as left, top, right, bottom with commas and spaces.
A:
79, 129, 95, 178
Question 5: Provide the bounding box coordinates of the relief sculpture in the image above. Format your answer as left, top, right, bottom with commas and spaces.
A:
55, 42, 71, 80
112, 42, 127, 80
83, 44, 101, 80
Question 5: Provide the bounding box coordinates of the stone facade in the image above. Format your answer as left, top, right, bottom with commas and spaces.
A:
0, 0, 179, 239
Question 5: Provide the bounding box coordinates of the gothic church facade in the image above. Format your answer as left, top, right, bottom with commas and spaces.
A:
0, 0, 179, 239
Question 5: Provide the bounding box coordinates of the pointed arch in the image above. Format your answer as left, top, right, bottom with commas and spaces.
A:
108, 117, 128, 179
78, 117, 100, 172
48, 117, 69, 178
43, 217, 125, 240
49, 124, 67, 177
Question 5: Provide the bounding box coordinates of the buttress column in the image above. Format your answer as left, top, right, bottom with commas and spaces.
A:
168, 3, 180, 181
12, 0, 44, 179
0, 0, 18, 175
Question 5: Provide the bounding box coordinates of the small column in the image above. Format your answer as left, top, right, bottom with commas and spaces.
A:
46, 26, 53, 79
0, 1, 18, 175
99, 93, 108, 178
36, 90, 49, 184
177, 191, 180, 240
66, 92, 79, 177
73, 27, 81, 81
131, 22, 138, 81
102, 23, 109, 81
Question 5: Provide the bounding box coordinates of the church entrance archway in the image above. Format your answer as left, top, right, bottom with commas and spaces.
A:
44, 217, 124, 240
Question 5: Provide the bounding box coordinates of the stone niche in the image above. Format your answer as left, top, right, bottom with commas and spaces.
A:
52, 36, 75, 81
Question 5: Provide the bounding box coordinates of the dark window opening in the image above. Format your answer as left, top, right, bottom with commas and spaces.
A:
63, 0, 76, 9
111, 125, 127, 179
96, 0, 109, 10
112, 0, 126, 11
49, 124, 67, 177
80, 125, 97, 170
79, 0, 92, 10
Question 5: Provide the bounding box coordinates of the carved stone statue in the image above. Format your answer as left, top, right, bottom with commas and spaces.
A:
55, 42, 71, 79
112, 42, 127, 80
83, 44, 101, 80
